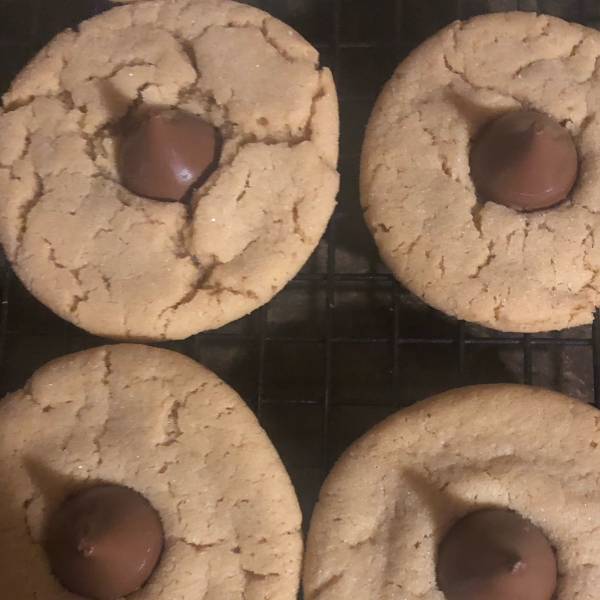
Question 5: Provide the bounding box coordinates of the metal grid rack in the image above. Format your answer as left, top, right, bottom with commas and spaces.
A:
1, 0, 600, 521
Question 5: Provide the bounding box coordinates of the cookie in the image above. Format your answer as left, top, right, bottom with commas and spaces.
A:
361, 12, 600, 332
0, 344, 303, 600
304, 384, 600, 600
0, 0, 339, 340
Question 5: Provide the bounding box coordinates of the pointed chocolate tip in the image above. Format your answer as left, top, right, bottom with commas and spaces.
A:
510, 558, 526, 574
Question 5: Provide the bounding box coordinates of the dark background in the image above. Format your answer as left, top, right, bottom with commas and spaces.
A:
1, 0, 600, 525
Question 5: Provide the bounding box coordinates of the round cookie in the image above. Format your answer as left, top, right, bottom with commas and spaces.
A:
0, 0, 339, 340
0, 344, 303, 600
304, 384, 600, 600
361, 12, 600, 332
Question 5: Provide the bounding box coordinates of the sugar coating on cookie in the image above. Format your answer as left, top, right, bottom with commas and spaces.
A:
0, 344, 303, 600
304, 384, 600, 600
361, 12, 600, 332
0, 0, 339, 340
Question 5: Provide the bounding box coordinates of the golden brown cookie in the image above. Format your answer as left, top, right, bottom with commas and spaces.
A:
0, 0, 339, 340
304, 384, 600, 600
361, 12, 600, 332
0, 344, 303, 600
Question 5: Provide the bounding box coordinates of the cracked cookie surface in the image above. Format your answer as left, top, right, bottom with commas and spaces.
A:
361, 12, 600, 332
0, 0, 339, 340
304, 384, 600, 600
0, 344, 303, 600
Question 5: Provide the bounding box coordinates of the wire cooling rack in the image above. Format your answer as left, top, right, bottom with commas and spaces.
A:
1, 0, 600, 521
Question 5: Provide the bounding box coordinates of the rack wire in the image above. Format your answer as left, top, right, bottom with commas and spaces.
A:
1, 0, 599, 521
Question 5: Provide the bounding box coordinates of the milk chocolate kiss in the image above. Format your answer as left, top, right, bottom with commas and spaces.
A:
44, 484, 164, 600
436, 508, 557, 600
470, 110, 578, 211
119, 110, 219, 202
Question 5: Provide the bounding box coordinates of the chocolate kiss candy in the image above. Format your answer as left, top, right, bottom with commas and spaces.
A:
44, 484, 164, 600
470, 110, 578, 211
119, 110, 219, 202
436, 508, 557, 600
